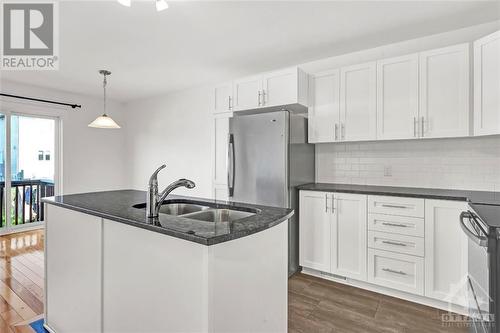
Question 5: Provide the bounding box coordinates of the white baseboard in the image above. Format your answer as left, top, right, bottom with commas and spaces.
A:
301, 267, 469, 316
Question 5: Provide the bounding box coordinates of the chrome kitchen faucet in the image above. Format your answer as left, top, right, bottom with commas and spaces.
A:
147, 164, 196, 218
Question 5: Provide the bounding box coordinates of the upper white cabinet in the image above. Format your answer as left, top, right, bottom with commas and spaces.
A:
233, 75, 263, 111
227, 67, 308, 113
331, 193, 367, 281
299, 191, 331, 272
340, 62, 377, 141
214, 82, 234, 114
474, 30, 500, 136
308, 69, 340, 143
424, 200, 468, 306
376, 54, 419, 140
419, 44, 470, 138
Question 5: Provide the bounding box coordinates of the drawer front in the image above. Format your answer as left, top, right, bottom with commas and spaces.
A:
368, 195, 424, 218
368, 213, 424, 237
368, 231, 424, 257
368, 249, 424, 295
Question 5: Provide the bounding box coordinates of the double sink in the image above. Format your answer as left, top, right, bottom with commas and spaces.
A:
134, 200, 257, 223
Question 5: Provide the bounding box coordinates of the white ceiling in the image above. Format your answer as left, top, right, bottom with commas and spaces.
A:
2, 0, 500, 102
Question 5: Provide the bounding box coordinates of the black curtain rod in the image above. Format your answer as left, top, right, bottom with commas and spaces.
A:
0, 93, 81, 109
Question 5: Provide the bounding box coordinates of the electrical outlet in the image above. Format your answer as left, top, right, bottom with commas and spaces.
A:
384, 166, 392, 177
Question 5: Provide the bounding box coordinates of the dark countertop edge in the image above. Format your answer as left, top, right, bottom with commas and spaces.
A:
42, 196, 294, 246
296, 183, 486, 203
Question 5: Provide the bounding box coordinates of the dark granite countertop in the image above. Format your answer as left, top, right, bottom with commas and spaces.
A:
297, 183, 500, 228
42, 190, 293, 246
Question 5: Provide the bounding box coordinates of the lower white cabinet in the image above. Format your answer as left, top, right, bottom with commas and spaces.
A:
300, 190, 469, 309
299, 191, 331, 272
299, 191, 367, 280
45, 205, 102, 333
331, 193, 367, 280
424, 199, 468, 306
368, 249, 424, 295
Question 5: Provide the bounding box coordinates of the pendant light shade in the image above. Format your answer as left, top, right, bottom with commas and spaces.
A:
89, 70, 121, 129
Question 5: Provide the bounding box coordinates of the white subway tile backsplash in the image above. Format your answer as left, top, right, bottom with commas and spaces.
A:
315, 136, 500, 191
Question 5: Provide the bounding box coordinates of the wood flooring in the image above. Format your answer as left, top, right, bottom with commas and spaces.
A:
0, 229, 468, 333
289, 272, 468, 333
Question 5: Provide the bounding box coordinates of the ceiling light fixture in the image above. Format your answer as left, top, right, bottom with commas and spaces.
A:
156, 0, 168, 11
116, 0, 169, 12
117, 0, 131, 7
88, 70, 121, 129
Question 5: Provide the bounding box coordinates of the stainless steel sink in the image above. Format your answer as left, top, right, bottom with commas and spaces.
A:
158, 203, 210, 216
183, 209, 255, 223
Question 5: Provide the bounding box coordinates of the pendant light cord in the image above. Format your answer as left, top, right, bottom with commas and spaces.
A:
103, 73, 108, 116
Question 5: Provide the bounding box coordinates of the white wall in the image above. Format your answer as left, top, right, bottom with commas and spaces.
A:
123, 86, 213, 198
0, 80, 127, 194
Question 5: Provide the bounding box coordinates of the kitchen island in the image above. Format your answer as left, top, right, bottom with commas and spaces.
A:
42, 190, 293, 333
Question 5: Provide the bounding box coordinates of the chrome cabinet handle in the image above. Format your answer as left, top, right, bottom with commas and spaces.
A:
227, 134, 235, 197
421, 116, 425, 137
341, 123, 345, 140
258, 91, 262, 106
413, 117, 418, 137
382, 268, 407, 275
331, 196, 335, 214
381, 204, 409, 209
261, 90, 266, 106
228, 96, 232, 110
382, 240, 407, 247
334, 124, 339, 141
381, 222, 408, 228
325, 195, 328, 213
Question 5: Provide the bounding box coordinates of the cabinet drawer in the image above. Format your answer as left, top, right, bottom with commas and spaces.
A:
368, 231, 424, 257
368, 196, 424, 218
368, 213, 424, 237
368, 249, 424, 295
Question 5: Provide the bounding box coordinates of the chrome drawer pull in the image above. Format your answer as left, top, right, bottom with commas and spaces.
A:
382, 240, 407, 247
382, 268, 407, 275
381, 222, 408, 228
381, 204, 409, 209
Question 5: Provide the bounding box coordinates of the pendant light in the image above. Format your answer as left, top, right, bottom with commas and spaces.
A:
88, 70, 121, 129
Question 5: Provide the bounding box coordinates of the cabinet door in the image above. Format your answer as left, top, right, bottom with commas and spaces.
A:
45, 206, 102, 333
425, 199, 468, 306
308, 69, 340, 143
377, 54, 419, 140
262, 68, 297, 107
331, 193, 367, 281
299, 191, 331, 272
213, 114, 230, 185
234, 75, 262, 111
214, 82, 233, 114
340, 62, 377, 141
474, 30, 500, 136
419, 44, 470, 138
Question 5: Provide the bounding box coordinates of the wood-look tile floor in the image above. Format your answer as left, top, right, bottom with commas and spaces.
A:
0, 230, 468, 333
289, 273, 468, 333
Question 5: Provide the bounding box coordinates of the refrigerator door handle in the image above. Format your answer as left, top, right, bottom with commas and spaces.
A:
227, 133, 235, 197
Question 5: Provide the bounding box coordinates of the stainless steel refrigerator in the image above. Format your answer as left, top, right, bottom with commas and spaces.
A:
227, 110, 315, 276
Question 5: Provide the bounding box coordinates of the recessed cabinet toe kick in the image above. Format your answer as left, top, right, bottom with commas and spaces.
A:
299, 188, 469, 314
42, 190, 293, 333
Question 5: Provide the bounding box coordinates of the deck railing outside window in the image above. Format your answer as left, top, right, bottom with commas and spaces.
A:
0, 180, 55, 227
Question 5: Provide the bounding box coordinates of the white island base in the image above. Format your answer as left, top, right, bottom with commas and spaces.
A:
44, 205, 288, 333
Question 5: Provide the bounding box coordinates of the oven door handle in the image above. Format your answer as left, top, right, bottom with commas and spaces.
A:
460, 211, 488, 247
